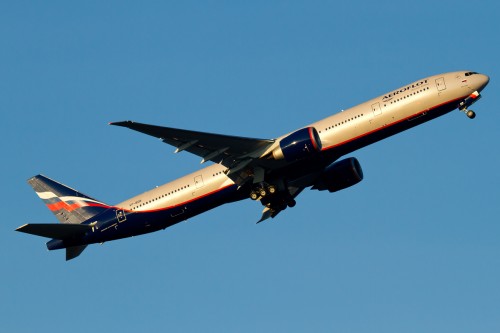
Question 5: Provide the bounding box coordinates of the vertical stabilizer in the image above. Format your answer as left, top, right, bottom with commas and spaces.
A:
28, 175, 111, 224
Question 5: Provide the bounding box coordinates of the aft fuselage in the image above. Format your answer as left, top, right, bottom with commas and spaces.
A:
50, 71, 489, 249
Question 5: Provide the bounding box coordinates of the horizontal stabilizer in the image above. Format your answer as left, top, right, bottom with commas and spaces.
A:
66, 245, 88, 261
16, 223, 92, 239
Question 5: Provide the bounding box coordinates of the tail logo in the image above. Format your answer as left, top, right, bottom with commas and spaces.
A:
36, 191, 110, 213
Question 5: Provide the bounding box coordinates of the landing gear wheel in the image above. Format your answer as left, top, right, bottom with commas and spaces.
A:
466, 110, 476, 119
287, 199, 296, 208
268, 185, 276, 194
250, 191, 259, 200
259, 188, 267, 197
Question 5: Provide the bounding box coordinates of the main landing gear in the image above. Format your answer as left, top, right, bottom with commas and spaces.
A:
250, 184, 276, 200
249, 183, 296, 210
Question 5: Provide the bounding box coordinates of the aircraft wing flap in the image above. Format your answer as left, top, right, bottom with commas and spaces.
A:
110, 121, 274, 165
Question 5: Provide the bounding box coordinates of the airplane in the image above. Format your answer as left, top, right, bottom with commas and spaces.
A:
17, 70, 490, 260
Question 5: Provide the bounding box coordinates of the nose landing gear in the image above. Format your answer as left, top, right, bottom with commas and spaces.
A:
459, 106, 476, 119
459, 91, 481, 119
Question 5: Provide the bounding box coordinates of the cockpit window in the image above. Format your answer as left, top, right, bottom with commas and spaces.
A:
465, 72, 478, 76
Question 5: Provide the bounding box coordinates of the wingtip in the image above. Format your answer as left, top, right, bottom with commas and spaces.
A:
109, 121, 133, 127
15, 224, 29, 232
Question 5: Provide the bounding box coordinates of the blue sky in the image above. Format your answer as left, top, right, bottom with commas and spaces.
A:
2, 1, 499, 332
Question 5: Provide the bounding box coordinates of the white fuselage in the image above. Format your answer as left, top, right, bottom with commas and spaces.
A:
117, 71, 488, 216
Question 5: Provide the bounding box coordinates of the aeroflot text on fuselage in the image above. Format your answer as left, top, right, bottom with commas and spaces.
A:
382, 80, 429, 102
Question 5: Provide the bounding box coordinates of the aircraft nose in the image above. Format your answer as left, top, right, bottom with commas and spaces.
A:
476, 73, 490, 91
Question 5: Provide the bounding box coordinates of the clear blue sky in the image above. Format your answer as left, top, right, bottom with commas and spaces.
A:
2, 1, 499, 332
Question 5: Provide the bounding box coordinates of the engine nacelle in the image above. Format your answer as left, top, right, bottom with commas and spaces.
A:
272, 127, 322, 162
312, 157, 364, 192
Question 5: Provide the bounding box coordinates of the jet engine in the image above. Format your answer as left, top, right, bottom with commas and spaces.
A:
272, 127, 322, 162
312, 157, 363, 192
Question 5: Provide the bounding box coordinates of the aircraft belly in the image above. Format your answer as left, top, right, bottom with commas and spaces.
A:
91, 183, 241, 244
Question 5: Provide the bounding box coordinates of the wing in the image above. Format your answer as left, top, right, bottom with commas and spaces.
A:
110, 121, 275, 167
111, 121, 309, 223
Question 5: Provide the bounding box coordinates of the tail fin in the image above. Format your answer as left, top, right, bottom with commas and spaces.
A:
28, 175, 111, 224
19, 175, 110, 260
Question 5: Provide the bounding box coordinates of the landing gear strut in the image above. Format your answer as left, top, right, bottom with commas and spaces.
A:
459, 105, 476, 119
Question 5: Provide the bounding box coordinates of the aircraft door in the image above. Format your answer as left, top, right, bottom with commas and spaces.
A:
371, 102, 382, 116
116, 209, 126, 223
194, 175, 204, 189
436, 77, 446, 91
